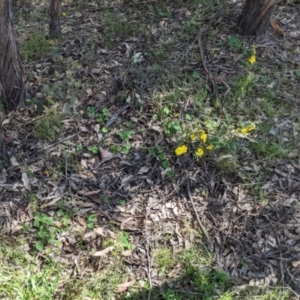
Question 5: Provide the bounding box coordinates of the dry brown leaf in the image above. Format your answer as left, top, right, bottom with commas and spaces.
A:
77, 216, 86, 226
137, 165, 151, 175
122, 250, 132, 257
10, 156, 19, 167
2, 118, 10, 126
92, 246, 114, 257
284, 228, 300, 240
83, 231, 98, 241
99, 147, 113, 159
292, 260, 300, 268
21, 172, 31, 191
116, 280, 135, 293
78, 189, 102, 196
94, 227, 116, 239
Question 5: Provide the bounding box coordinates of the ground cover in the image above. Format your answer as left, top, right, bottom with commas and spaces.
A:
0, 0, 300, 299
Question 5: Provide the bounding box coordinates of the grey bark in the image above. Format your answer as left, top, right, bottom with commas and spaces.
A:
236, 0, 277, 36
0, 0, 26, 110
49, 0, 62, 38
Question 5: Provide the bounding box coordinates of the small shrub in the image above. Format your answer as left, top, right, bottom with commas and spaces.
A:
34, 113, 62, 140
20, 31, 53, 61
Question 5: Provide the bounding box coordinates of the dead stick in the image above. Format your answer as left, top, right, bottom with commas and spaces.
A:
187, 179, 213, 252
197, 11, 223, 110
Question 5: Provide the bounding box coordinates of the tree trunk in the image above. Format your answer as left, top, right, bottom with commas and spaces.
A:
49, 0, 62, 38
0, 0, 26, 110
236, 0, 277, 36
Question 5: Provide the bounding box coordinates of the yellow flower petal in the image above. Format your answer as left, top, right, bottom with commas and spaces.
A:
190, 133, 196, 141
247, 123, 255, 131
175, 145, 188, 156
195, 147, 204, 157
248, 55, 256, 64
206, 145, 213, 151
199, 130, 207, 143
240, 123, 255, 134
240, 128, 248, 134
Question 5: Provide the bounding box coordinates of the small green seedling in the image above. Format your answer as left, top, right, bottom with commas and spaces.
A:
164, 121, 181, 136
87, 215, 97, 229
87, 145, 98, 154
87, 106, 96, 118
119, 199, 126, 205
33, 213, 56, 251
120, 231, 131, 250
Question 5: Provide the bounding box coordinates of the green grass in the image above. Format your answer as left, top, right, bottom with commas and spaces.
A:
20, 31, 54, 61
0, 238, 129, 300
154, 246, 174, 274
0, 239, 62, 299
34, 108, 62, 140
0, 236, 291, 299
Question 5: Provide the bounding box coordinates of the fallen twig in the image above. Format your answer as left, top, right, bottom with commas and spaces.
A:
197, 11, 224, 111
187, 179, 213, 252
105, 103, 130, 128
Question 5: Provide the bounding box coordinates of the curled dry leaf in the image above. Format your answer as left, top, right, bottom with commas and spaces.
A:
92, 246, 114, 257
83, 231, 98, 241
116, 280, 135, 293
284, 228, 300, 240
122, 250, 132, 257
94, 227, 116, 239
76, 216, 86, 226
10, 156, 19, 167
292, 260, 300, 268
99, 147, 113, 159
22, 172, 31, 191
137, 165, 151, 175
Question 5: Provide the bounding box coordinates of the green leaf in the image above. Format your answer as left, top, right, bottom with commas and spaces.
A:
22, 224, 30, 231
35, 241, 44, 251
185, 114, 192, 121
159, 153, 166, 160
163, 107, 170, 115
162, 160, 170, 169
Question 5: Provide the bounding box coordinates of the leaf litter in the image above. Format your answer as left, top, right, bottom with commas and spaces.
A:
0, 0, 300, 298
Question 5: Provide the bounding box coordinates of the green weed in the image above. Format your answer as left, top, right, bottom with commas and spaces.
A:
102, 11, 131, 39
118, 130, 135, 154
87, 106, 110, 125
87, 215, 97, 229
250, 141, 287, 160
87, 145, 99, 154
227, 36, 244, 52
120, 231, 132, 250
154, 247, 174, 274
20, 31, 53, 61
33, 213, 56, 251
34, 112, 62, 140
164, 120, 181, 136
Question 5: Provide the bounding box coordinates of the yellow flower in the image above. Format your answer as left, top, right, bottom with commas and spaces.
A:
62, 12, 66, 17
190, 133, 196, 141
240, 128, 248, 134
247, 123, 255, 131
248, 55, 256, 64
206, 144, 213, 151
240, 123, 255, 134
175, 145, 188, 156
199, 130, 207, 143
195, 147, 204, 157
